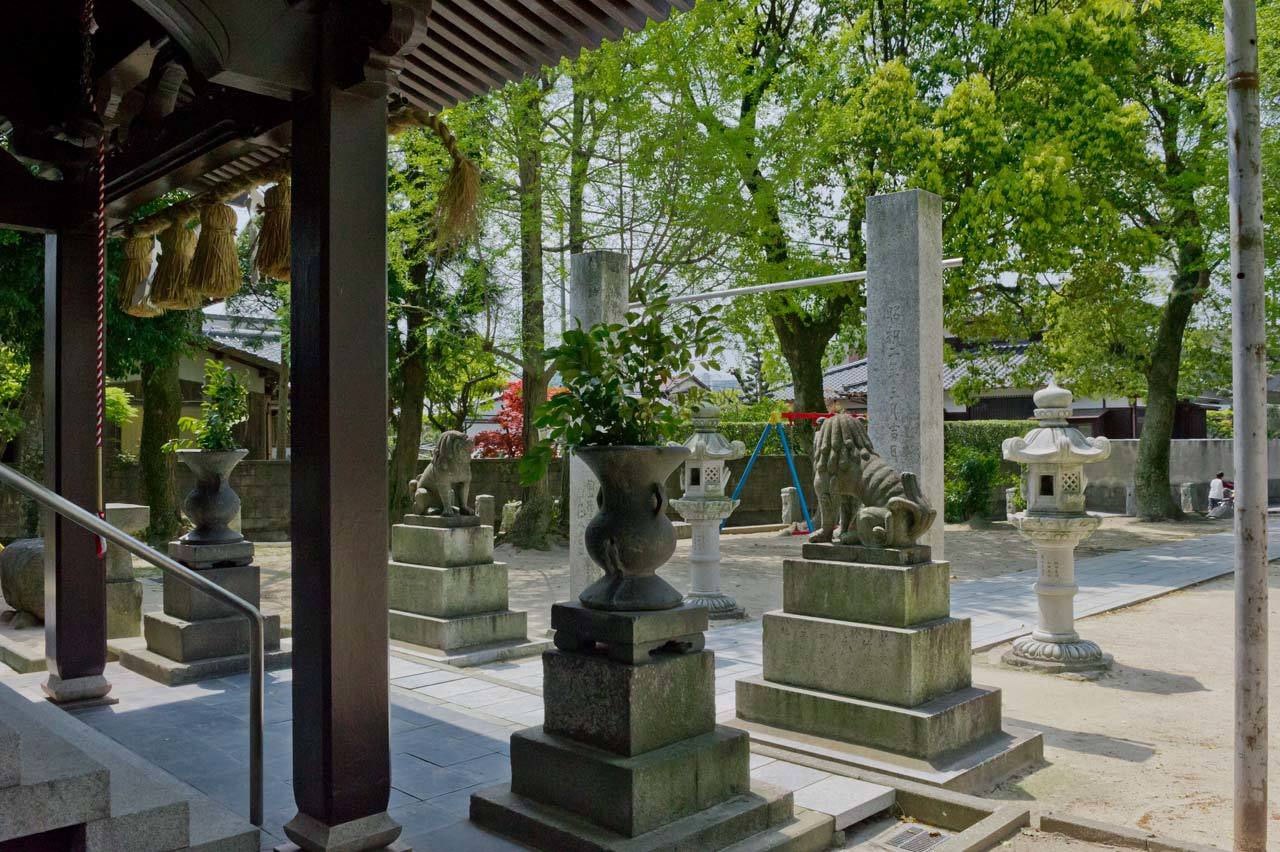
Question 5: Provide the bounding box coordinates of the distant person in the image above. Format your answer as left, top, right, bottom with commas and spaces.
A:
1209, 472, 1227, 509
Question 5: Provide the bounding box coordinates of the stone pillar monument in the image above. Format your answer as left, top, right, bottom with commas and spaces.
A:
670, 404, 747, 619
1002, 381, 1113, 673
866, 189, 945, 558
735, 413, 1041, 792
567, 251, 629, 601
389, 433, 549, 667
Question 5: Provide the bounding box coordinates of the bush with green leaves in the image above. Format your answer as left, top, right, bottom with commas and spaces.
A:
164, 360, 249, 452
105, 387, 139, 427
520, 294, 724, 484
944, 446, 1006, 523
940, 420, 1029, 522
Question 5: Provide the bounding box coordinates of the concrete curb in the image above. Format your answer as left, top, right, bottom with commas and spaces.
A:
1038, 811, 1226, 852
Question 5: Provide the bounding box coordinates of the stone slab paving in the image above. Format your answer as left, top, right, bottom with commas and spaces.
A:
1, 656, 873, 850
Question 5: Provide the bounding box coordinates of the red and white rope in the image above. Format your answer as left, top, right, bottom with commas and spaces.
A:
82, 0, 108, 555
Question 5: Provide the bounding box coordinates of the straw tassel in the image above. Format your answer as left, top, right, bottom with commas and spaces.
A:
150, 223, 199, 310
190, 203, 240, 299
253, 179, 291, 281
117, 235, 160, 316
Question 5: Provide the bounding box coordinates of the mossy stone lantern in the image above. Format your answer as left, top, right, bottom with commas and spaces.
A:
670, 404, 747, 618
1001, 380, 1113, 673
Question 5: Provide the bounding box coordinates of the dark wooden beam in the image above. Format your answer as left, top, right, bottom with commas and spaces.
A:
104, 86, 290, 212
0, 151, 70, 232
131, 0, 316, 99
282, 4, 402, 849
42, 196, 111, 705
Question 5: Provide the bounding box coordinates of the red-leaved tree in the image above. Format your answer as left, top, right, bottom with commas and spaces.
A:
473, 380, 525, 458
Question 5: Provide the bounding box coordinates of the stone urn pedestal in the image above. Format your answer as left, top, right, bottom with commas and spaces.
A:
731, 542, 1043, 793
111, 535, 290, 686
470, 602, 830, 850
387, 514, 548, 667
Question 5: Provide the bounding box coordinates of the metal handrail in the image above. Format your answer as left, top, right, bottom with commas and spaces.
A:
0, 463, 264, 828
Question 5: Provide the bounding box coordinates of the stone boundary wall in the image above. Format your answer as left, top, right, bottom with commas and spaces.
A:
467, 456, 814, 531
0, 455, 814, 542
1084, 438, 1280, 513
7, 439, 1272, 541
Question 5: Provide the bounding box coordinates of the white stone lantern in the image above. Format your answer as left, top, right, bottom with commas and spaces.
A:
670, 404, 747, 618
1002, 380, 1113, 672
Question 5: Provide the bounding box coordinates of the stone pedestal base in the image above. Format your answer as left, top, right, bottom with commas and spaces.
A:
686, 591, 745, 620
731, 717, 1044, 796
387, 522, 546, 667
112, 555, 289, 685
278, 810, 403, 852
105, 578, 143, 639
471, 780, 825, 852
736, 678, 1002, 760
738, 545, 1038, 792
42, 673, 116, 707
1003, 636, 1113, 674
472, 603, 809, 851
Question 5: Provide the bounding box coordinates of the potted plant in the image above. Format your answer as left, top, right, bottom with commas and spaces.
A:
164, 360, 250, 544
521, 294, 723, 611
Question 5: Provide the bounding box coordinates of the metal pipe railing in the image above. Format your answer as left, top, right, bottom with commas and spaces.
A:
0, 462, 264, 828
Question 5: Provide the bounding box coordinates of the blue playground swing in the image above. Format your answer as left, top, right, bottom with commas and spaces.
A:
723, 411, 816, 534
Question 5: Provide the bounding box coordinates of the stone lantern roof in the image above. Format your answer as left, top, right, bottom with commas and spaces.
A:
1003, 380, 1111, 465
681, 404, 747, 462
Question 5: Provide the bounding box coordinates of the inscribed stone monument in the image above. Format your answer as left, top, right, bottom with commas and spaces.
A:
866, 189, 945, 558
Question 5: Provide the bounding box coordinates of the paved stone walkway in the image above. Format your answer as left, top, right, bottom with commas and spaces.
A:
475, 521, 1280, 721
3, 522, 1271, 850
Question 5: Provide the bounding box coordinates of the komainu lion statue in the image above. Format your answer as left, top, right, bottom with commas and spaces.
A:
410, 431, 475, 517
808, 413, 936, 548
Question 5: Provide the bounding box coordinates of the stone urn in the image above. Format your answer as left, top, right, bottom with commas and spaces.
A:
576, 444, 690, 611
177, 448, 247, 545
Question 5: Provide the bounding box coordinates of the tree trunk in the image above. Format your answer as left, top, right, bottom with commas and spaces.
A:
16, 336, 43, 536
773, 314, 832, 452
140, 355, 182, 540
509, 79, 553, 549
389, 304, 429, 522
1134, 262, 1204, 520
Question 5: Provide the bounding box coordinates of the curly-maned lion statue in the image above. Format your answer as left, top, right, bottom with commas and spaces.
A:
808, 413, 935, 548
410, 431, 475, 517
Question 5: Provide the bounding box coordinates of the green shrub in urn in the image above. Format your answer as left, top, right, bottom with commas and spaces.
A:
522, 293, 725, 611
165, 360, 250, 545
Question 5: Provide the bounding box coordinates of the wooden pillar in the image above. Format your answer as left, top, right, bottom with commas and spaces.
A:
282, 11, 397, 851
42, 218, 111, 704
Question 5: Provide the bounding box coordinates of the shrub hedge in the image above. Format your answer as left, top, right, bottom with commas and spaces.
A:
942, 420, 1030, 522
673, 415, 1031, 521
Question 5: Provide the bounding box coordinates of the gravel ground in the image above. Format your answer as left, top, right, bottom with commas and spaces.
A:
977, 561, 1280, 849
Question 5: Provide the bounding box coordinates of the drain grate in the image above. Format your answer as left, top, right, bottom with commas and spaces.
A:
884, 825, 950, 851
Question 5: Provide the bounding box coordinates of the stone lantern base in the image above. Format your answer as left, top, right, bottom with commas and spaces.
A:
1003, 636, 1112, 674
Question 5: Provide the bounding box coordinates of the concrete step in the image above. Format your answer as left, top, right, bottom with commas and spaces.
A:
0, 688, 111, 843
720, 809, 834, 852
0, 681, 259, 851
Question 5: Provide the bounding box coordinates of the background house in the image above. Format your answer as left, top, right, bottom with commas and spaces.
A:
113, 304, 287, 461
770, 340, 1209, 439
